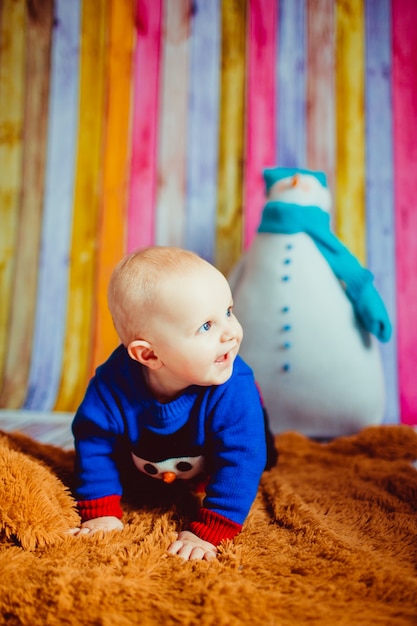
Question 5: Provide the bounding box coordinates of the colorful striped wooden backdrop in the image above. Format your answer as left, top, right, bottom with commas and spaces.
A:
0, 0, 416, 425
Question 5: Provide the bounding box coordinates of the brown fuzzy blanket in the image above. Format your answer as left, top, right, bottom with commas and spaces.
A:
1, 425, 417, 626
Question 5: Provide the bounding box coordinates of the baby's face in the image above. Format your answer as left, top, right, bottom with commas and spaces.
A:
147, 263, 243, 389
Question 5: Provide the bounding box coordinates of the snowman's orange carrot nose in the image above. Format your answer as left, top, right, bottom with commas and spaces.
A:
290, 174, 300, 187
162, 472, 177, 484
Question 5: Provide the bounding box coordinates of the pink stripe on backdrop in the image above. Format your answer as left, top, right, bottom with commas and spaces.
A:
243, 0, 277, 249
127, 0, 162, 253
392, 0, 417, 424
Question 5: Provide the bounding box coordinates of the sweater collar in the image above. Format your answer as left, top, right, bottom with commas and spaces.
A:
139, 366, 200, 434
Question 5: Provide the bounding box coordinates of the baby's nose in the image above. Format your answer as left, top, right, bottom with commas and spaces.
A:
221, 329, 232, 341
221, 319, 240, 341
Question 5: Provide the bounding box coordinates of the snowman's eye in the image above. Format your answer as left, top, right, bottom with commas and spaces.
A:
144, 463, 158, 475
176, 461, 193, 472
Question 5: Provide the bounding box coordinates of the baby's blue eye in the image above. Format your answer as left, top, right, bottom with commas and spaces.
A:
198, 321, 212, 333
226, 307, 232, 317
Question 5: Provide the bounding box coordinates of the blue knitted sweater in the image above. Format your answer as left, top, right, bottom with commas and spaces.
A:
72, 346, 267, 545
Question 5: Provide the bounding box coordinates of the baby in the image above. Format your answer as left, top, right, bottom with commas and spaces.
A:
70, 246, 274, 561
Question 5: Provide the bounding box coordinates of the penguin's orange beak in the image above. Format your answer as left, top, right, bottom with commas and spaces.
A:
162, 472, 177, 484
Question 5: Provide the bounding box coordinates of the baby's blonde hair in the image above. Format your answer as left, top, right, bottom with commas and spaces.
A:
108, 246, 207, 345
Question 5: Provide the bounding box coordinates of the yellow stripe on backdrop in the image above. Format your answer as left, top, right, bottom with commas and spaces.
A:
335, 0, 366, 264
216, 0, 247, 276
155, 0, 190, 248
55, 0, 108, 411
91, 0, 135, 373
0, 0, 26, 395
0, 0, 53, 408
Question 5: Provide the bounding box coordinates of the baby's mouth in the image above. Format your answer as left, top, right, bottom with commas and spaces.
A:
215, 353, 228, 363
215, 347, 235, 364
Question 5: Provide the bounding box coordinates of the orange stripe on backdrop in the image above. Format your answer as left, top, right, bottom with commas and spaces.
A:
91, 0, 135, 373
0, 0, 53, 408
55, 0, 108, 412
216, 0, 247, 275
155, 0, 190, 248
335, 0, 366, 263
0, 0, 26, 396
306, 0, 335, 195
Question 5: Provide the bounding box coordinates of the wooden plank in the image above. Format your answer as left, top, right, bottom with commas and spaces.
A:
335, 0, 366, 263
216, 0, 247, 274
364, 0, 399, 423
0, 410, 74, 449
54, 0, 108, 411
243, 0, 277, 250
154, 0, 190, 248
24, 0, 81, 410
184, 0, 221, 263
276, 0, 306, 168
0, 0, 53, 408
91, 0, 135, 371
0, 0, 26, 396
306, 0, 335, 194
127, 0, 162, 253
392, 0, 417, 424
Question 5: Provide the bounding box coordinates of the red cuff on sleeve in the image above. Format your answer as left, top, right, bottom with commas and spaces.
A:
188, 508, 242, 546
77, 495, 123, 521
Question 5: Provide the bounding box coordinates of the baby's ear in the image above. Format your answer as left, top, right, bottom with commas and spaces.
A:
127, 340, 161, 369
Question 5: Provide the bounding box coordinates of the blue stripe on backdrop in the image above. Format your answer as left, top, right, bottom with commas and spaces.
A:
276, 0, 307, 167
25, 0, 81, 410
364, 0, 399, 423
184, 0, 221, 264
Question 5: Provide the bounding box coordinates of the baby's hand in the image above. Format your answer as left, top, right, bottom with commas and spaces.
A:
167, 530, 217, 562
68, 516, 124, 536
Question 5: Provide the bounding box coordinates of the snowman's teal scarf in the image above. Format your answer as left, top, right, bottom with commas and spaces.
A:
258, 202, 392, 342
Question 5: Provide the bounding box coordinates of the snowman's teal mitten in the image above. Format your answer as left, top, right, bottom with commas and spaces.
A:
347, 278, 392, 342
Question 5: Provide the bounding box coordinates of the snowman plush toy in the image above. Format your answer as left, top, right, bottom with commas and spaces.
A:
229, 167, 392, 438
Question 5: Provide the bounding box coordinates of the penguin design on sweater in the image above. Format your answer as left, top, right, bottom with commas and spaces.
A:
229, 167, 391, 438
131, 425, 205, 484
